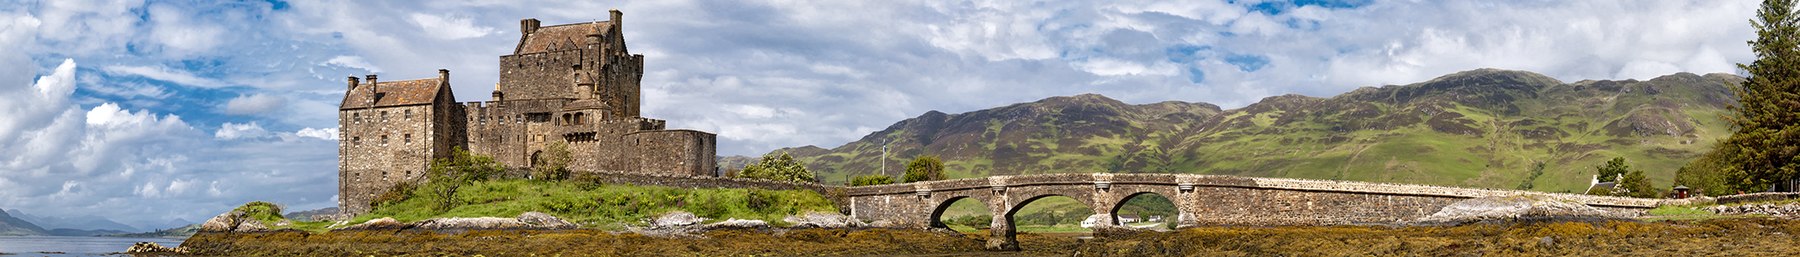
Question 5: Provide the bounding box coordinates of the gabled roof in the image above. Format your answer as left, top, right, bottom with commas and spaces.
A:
340, 78, 447, 109
516, 22, 611, 55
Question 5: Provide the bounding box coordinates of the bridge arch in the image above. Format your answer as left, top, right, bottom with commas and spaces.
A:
1108, 191, 1181, 227
927, 195, 994, 230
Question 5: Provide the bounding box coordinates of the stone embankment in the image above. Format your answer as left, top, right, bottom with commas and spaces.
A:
1414, 195, 1632, 225
336, 212, 578, 231
1709, 203, 1800, 217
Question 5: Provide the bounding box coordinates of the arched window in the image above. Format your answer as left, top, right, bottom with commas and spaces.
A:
574, 112, 585, 125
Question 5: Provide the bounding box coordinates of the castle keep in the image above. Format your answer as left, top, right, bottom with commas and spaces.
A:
338, 10, 717, 215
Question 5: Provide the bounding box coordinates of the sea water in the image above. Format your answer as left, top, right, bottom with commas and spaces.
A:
0, 236, 185, 257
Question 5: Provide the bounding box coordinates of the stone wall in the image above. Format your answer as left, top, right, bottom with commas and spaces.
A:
624, 129, 717, 177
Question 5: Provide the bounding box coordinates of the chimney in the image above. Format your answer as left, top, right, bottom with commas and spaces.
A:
521, 18, 541, 35
438, 69, 449, 83
365, 74, 378, 105
609, 9, 622, 31
347, 76, 359, 91
492, 83, 505, 102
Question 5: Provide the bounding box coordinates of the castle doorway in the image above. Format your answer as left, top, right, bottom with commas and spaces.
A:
530, 150, 543, 168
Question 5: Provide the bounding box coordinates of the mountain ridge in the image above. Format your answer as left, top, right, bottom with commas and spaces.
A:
756, 69, 1742, 193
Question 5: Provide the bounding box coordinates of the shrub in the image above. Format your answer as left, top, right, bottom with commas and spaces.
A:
423, 147, 506, 211
531, 141, 573, 180
371, 180, 417, 208
903, 155, 946, 183
851, 174, 896, 186
737, 152, 815, 183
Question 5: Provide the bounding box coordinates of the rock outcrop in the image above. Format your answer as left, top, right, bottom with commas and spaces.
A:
782, 212, 864, 228
1414, 195, 1632, 225
199, 210, 246, 232
1709, 203, 1800, 218
651, 211, 704, 228
335, 213, 580, 231
125, 242, 188, 254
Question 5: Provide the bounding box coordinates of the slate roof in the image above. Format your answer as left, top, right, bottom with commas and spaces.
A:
341, 78, 446, 109
517, 22, 611, 54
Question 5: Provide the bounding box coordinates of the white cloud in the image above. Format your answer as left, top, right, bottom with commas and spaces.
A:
325, 55, 382, 73
221, 94, 288, 116
408, 13, 496, 40
293, 127, 339, 140
214, 122, 270, 140
142, 3, 226, 57
102, 65, 229, 88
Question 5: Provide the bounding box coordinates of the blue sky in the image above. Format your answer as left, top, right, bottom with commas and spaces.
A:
0, 0, 1760, 230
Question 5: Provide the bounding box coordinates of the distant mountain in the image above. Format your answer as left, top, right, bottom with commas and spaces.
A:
0, 208, 48, 236
47, 228, 130, 237
283, 207, 340, 222
103, 223, 199, 239
773, 69, 1740, 193
7, 209, 141, 233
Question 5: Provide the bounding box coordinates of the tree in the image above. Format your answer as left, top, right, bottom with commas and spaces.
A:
850, 174, 895, 186
532, 141, 573, 180
1595, 157, 1630, 183
737, 152, 815, 183
424, 147, 505, 211
1718, 0, 1800, 192
1593, 157, 1659, 198
1616, 169, 1660, 198
903, 155, 947, 183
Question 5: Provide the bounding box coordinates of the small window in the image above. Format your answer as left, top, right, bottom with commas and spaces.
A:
405, 109, 412, 120
406, 170, 412, 179
381, 135, 389, 145
380, 111, 388, 121
352, 137, 360, 145
353, 113, 361, 124
404, 134, 412, 144
382, 171, 388, 180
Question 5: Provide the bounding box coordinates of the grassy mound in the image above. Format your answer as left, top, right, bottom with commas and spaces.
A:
233, 201, 284, 225
285, 179, 836, 232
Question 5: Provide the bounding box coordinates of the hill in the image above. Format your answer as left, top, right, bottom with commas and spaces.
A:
0, 208, 48, 236
772, 69, 1741, 193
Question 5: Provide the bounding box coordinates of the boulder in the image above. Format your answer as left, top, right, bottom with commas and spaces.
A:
198, 210, 244, 232
703, 218, 770, 229
125, 242, 187, 254
783, 212, 862, 228
414, 217, 529, 230
337, 217, 407, 231
231, 219, 268, 233
517, 212, 578, 229
652, 211, 704, 228
1414, 195, 1630, 225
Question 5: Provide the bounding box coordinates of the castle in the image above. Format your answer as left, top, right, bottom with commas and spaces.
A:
337, 10, 717, 215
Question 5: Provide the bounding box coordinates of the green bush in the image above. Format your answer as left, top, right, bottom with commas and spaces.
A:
850, 174, 895, 186
737, 152, 815, 183
903, 155, 946, 183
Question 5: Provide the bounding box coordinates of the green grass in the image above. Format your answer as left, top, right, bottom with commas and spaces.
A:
272, 179, 837, 233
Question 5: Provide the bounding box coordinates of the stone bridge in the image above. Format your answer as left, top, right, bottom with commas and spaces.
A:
843, 173, 1663, 250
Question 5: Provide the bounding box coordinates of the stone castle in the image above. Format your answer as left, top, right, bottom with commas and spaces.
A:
337, 10, 717, 215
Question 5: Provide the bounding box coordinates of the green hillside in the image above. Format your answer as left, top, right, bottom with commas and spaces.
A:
774, 69, 1741, 194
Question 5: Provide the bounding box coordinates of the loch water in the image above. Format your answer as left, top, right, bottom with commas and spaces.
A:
0, 236, 185, 257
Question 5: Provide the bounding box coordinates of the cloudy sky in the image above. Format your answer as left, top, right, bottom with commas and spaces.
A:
0, 0, 1761, 229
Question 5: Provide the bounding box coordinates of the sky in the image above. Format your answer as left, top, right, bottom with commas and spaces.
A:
0, 0, 1763, 230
